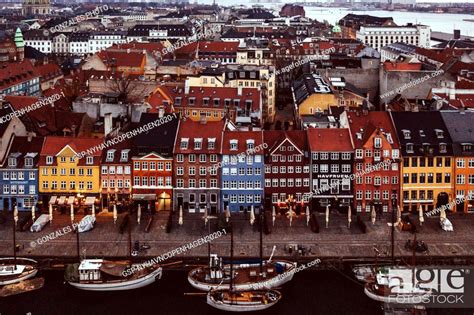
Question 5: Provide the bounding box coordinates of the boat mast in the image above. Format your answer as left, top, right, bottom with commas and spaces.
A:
76, 222, 80, 261
230, 222, 234, 293
13, 205, 17, 269
259, 212, 263, 275
128, 212, 132, 259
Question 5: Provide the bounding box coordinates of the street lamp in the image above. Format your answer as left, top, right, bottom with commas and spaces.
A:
391, 192, 397, 263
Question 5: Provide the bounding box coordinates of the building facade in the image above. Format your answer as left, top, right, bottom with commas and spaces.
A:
221, 130, 264, 213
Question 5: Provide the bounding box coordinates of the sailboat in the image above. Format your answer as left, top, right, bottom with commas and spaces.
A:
0, 207, 38, 286
363, 234, 432, 305
206, 222, 282, 312
189, 213, 296, 291
65, 213, 162, 291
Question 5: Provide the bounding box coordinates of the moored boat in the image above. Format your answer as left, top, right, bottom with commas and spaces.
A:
207, 289, 281, 312
0, 277, 45, 297
0, 257, 38, 286
65, 259, 162, 291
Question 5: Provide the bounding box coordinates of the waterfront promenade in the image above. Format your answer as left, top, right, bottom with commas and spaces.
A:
0, 209, 473, 266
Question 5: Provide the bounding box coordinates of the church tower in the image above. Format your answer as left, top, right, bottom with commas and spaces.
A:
14, 28, 25, 62
22, 0, 51, 17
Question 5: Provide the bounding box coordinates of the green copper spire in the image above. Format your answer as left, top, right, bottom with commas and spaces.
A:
14, 27, 24, 48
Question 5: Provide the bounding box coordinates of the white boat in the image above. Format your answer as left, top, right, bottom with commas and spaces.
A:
188, 254, 296, 291
65, 259, 162, 291
364, 268, 432, 305
0, 257, 38, 286
207, 289, 281, 312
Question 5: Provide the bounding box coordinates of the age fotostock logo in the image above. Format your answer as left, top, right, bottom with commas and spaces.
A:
387, 267, 473, 308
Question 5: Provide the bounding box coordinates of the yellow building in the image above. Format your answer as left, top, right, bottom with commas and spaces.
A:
39, 137, 103, 209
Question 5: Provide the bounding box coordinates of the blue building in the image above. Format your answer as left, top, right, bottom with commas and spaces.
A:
0, 137, 44, 212
221, 131, 265, 213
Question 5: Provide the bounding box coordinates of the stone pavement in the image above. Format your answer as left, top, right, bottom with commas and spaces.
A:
0, 209, 473, 265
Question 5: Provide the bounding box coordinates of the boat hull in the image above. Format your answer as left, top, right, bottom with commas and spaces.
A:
68, 267, 162, 291
364, 286, 431, 305
188, 261, 296, 291
207, 290, 281, 312
0, 258, 39, 286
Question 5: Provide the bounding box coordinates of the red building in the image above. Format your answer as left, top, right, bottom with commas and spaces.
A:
174, 119, 225, 214
263, 130, 311, 214
345, 111, 401, 213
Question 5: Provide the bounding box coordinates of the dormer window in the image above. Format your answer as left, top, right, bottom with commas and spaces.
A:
462, 143, 472, 152
246, 139, 255, 150
203, 98, 210, 106
46, 156, 53, 165
356, 132, 363, 140
406, 143, 414, 153
435, 129, 444, 139
189, 97, 196, 106
419, 130, 426, 137
106, 149, 115, 162
386, 133, 393, 144
86, 156, 93, 165
230, 139, 238, 151
175, 97, 182, 106
374, 137, 382, 149
194, 138, 202, 150
120, 150, 129, 162
402, 130, 411, 140
25, 158, 33, 167
8, 157, 16, 167
439, 143, 447, 153
213, 98, 220, 107
181, 138, 189, 150
208, 138, 216, 150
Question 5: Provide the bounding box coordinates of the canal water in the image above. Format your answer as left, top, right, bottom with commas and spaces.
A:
1, 269, 472, 314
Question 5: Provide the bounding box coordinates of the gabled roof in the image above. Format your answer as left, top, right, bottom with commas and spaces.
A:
0, 59, 39, 91
40, 136, 104, 165
440, 111, 474, 156
307, 128, 353, 152
263, 130, 307, 156
1, 136, 44, 168
97, 50, 146, 68
175, 119, 225, 154
346, 111, 399, 149
222, 130, 264, 154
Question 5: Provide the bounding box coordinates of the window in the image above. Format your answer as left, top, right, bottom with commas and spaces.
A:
189, 154, 196, 163
29, 172, 35, 180
457, 159, 465, 168
355, 149, 363, 159
457, 175, 465, 185
86, 157, 93, 165
177, 154, 184, 163
331, 153, 339, 160
46, 156, 53, 164
320, 164, 328, 173
320, 152, 329, 160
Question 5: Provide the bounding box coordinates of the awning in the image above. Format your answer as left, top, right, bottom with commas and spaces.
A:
84, 197, 96, 206
67, 196, 75, 205
58, 196, 66, 205
49, 196, 57, 205
132, 194, 156, 201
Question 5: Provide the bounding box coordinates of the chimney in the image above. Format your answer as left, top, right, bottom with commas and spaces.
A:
158, 106, 164, 118
453, 30, 461, 40
237, 86, 242, 96
27, 132, 33, 142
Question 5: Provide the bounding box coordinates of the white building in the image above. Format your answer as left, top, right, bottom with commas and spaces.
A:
88, 32, 128, 54
356, 25, 430, 51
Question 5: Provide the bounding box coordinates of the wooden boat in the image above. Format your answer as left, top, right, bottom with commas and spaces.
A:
364, 268, 432, 304
0, 257, 38, 286
65, 259, 162, 291
0, 277, 45, 297
207, 289, 281, 312
206, 221, 282, 312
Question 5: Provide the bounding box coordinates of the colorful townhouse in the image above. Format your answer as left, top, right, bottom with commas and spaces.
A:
131, 113, 179, 212
100, 140, 132, 211
263, 130, 311, 214
391, 112, 454, 213
221, 130, 265, 213
0, 137, 44, 211
174, 119, 225, 214
307, 128, 354, 212
39, 136, 103, 211
441, 111, 474, 212
344, 111, 401, 212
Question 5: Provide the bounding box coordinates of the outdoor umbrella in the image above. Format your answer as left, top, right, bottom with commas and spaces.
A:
92, 204, 96, 218
113, 204, 118, 225
13, 205, 18, 225
371, 205, 376, 225
306, 206, 310, 226
49, 203, 53, 225
289, 207, 293, 227
70, 203, 74, 224
250, 205, 255, 225
440, 207, 447, 222
325, 205, 329, 228
225, 205, 231, 222
272, 206, 276, 226
31, 205, 35, 223
419, 204, 424, 226
397, 205, 402, 226
204, 207, 208, 226
137, 204, 141, 224
178, 205, 183, 226
348, 206, 352, 228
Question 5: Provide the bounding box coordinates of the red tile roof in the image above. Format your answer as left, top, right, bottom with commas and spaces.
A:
222, 130, 264, 154
264, 130, 308, 155
35, 63, 63, 80
174, 119, 225, 154
346, 111, 399, 149
40, 136, 104, 165
110, 41, 165, 55
383, 61, 422, 71
0, 59, 39, 91
307, 128, 353, 151
415, 47, 465, 64
97, 50, 146, 68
